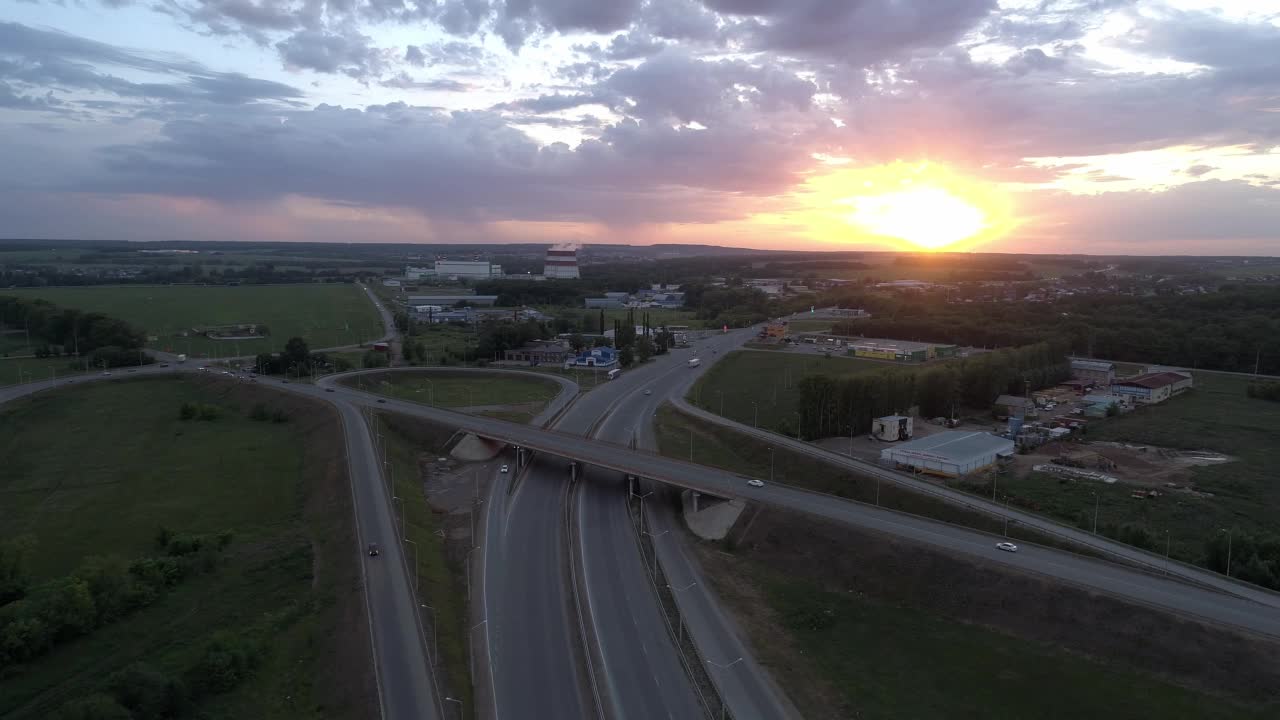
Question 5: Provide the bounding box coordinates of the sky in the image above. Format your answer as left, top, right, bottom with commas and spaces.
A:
1, 0, 1278, 255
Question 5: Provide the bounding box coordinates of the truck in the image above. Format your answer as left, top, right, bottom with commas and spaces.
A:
177, 354, 187, 363
687, 358, 700, 368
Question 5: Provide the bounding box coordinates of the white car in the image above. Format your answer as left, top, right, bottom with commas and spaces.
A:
643, 389, 652, 395
995, 542, 1018, 553
500, 464, 509, 473
747, 479, 764, 488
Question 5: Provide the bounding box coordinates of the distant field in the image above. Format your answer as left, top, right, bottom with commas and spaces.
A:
784, 319, 833, 334
343, 369, 561, 415
0, 376, 369, 719
689, 349, 901, 430
5, 284, 382, 357
0, 355, 99, 387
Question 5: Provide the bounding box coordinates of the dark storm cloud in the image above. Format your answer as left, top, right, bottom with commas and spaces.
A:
0, 21, 303, 108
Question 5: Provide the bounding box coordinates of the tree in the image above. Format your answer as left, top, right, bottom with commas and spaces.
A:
635, 335, 654, 363
568, 333, 586, 352
109, 663, 189, 720
618, 346, 635, 368
282, 337, 310, 368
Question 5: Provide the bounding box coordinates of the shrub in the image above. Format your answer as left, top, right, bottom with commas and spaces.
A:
49, 694, 132, 720
109, 662, 189, 720
178, 403, 196, 421
190, 634, 262, 695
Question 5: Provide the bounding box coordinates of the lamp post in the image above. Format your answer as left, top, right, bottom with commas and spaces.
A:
468, 620, 488, 677
403, 537, 419, 596
752, 400, 758, 428
642, 528, 669, 577
768, 447, 775, 483
794, 411, 801, 439
1091, 491, 1100, 534
420, 603, 438, 665
444, 696, 463, 720
706, 657, 744, 720
669, 581, 698, 642
1221, 527, 1234, 577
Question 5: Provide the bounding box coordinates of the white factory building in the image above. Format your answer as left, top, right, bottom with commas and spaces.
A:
543, 243, 580, 279
435, 260, 504, 280
880, 431, 1015, 478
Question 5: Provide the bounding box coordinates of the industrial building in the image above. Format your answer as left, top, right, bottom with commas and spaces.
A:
880, 431, 1015, 478
585, 297, 626, 309
994, 394, 1036, 419
435, 260, 505, 280
872, 415, 913, 441
504, 340, 573, 365
839, 337, 958, 362
407, 295, 499, 307
1071, 359, 1116, 385
543, 243, 580, 279
1111, 371, 1194, 404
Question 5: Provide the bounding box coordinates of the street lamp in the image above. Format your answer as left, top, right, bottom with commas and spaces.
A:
642, 528, 669, 577
706, 657, 744, 720
469, 620, 488, 677
420, 603, 438, 665
1091, 491, 1100, 534
752, 400, 758, 428
768, 447, 775, 483
1221, 528, 1234, 577
444, 696, 463, 720
403, 537, 419, 596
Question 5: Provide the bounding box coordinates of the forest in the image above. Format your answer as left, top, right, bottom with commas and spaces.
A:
794, 342, 1070, 439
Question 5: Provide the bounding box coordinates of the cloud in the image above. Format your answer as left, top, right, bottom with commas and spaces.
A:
276, 29, 385, 79
0, 21, 303, 109
381, 73, 471, 92
1184, 164, 1215, 177
705, 0, 997, 65
405, 45, 426, 67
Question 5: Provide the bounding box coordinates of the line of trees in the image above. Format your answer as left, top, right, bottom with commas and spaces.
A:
793, 342, 1070, 439
1246, 381, 1280, 402
0, 295, 147, 357
0, 530, 231, 671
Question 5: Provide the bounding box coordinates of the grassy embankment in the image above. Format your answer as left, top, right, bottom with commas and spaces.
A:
372, 412, 475, 718
6, 284, 382, 358
0, 376, 372, 720
651, 403, 1276, 720
1001, 372, 1280, 566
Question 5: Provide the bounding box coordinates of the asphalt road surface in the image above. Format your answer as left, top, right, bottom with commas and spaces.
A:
315, 366, 1280, 639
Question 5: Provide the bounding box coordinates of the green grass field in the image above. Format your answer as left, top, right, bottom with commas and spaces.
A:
761, 573, 1271, 720
0, 377, 364, 719
5, 284, 382, 358
374, 413, 473, 716
345, 370, 561, 414
0, 356, 101, 387
688, 350, 899, 430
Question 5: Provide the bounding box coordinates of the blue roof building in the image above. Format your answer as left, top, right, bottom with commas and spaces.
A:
565, 346, 617, 368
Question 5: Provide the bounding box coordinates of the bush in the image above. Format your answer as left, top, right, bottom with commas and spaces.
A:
197, 404, 219, 421
249, 403, 271, 421
271, 409, 289, 423
190, 634, 262, 695
178, 403, 196, 421
109, 663, 189, 720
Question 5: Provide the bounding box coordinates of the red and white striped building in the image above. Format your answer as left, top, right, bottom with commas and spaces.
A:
543, 243, 580, 279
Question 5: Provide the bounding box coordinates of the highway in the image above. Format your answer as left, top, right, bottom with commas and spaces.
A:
307, 366, 1280, 639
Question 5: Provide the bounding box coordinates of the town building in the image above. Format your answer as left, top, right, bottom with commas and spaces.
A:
585, 297, 626, 309
565, 346, 617, 368
543, 243, 580, 279
404, 266, 433, 280
1111, 371, 1194, 404
880, 431, 1015, 477
1071, 359, 1116, 385
504, 340, 572, 366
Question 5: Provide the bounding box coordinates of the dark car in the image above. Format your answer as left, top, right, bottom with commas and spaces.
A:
325, 388, 335, 393
377, 399, 386, 403
367, 544, 380, 557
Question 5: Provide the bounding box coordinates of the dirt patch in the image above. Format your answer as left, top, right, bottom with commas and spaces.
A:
194, 376, 378, 720
1014, 440, 1235, 491
707, 502, 1280, 712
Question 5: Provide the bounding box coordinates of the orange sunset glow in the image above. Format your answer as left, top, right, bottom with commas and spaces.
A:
754, 161, 1015, 252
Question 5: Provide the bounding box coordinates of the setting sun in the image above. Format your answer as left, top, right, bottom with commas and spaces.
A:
844, 186, 987, 250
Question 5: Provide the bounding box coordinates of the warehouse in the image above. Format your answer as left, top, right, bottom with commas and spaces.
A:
880, 431, 1015, 478
1071, 359, 1116, 385
1111, 371, 1194, 404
